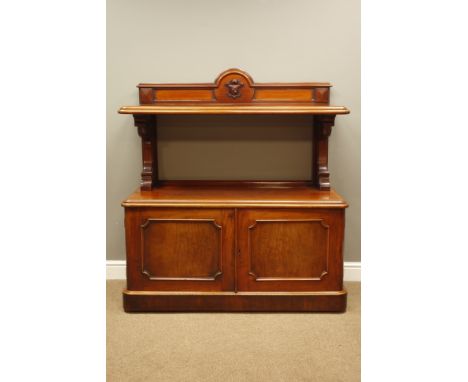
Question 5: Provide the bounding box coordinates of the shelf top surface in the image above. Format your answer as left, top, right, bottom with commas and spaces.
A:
122, 182, 348, 208
119, 104, 349, 115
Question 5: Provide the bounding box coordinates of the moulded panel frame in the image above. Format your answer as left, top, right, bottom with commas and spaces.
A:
236, 208, 345, 292
125, 207, 236, 292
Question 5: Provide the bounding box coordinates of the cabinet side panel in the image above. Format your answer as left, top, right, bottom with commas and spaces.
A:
124, 208, 142, 289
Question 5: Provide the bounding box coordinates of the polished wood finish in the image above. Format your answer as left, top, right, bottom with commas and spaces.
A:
125, 207, 235, 292
122, 181, 348, 209
118, 69, 350, 312
141, 218, 222, 281
237, 208, 344, 292
134, 115, 158, 190
123, 290, 347, 313
120, 69, 349, 192
313, 114, 335, 190
129, 68, 337, 106
122, 184, 347, 311
120, 104, 349, 115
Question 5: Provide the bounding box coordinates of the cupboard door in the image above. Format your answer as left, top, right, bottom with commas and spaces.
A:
237, 209, 345, 292
125, 208, 235, 292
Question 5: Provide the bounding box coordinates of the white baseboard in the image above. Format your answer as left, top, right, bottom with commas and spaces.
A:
343, 261, 361, 282
106, 260, 126, 279
107, 260, 361, 282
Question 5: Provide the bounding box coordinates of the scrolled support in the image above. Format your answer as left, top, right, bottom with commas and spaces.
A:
134, 115, 158, 191
313, 114, 335, 191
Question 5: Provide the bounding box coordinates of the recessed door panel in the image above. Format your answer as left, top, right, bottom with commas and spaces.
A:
249, 219, 329, 280
141, 218, 222, 281
237, 209, 344, 292
125, 208, 235, 291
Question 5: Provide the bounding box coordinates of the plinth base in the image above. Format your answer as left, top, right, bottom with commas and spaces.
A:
123, 290, 347, 313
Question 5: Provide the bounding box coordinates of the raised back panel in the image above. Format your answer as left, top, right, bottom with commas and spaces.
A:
213, 69, 255, 103
138, 68, 331, 105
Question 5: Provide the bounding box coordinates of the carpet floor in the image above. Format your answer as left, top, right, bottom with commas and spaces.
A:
107, 281, 360, 382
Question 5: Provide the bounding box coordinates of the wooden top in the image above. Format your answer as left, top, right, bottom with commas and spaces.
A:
119, 104, 349, 115
118, 69, 349, 116
122, 181, 348, 208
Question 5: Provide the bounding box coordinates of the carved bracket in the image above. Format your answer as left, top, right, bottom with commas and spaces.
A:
134, 115, 157, 191
313, 115, 335, 190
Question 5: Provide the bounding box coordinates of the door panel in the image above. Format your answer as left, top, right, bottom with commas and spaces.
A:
125, 208, 235, 291
237, 209, 344, 292
141, 218, 222, 281
248, 219, 329, 280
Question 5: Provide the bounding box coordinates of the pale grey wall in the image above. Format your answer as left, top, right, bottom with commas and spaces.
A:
107, 0, 360, 261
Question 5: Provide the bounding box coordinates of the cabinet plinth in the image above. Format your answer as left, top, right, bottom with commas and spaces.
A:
118, 69, 350, 312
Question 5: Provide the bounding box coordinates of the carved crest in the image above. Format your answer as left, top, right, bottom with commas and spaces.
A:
225, 79, 244, 99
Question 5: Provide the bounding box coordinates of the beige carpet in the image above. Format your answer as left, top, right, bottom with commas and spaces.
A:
107, 281, 360, 382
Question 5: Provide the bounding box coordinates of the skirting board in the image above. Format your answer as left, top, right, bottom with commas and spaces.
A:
106, 260, 361, 282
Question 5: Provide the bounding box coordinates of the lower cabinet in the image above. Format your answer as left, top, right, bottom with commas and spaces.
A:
123, 206, 346, 312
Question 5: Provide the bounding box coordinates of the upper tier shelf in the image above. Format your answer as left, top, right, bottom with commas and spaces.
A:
118, 68, 349, 116
119, 104, 349, 115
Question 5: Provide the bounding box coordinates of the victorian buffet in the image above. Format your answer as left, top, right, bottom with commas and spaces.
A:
118, 69, 350, 312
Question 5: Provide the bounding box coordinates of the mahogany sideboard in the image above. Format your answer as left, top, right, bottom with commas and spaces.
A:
118, 69, 350, 312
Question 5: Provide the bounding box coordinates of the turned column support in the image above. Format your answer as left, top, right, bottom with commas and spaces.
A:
134, 115, 158, 191
313, 114, 335, 191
